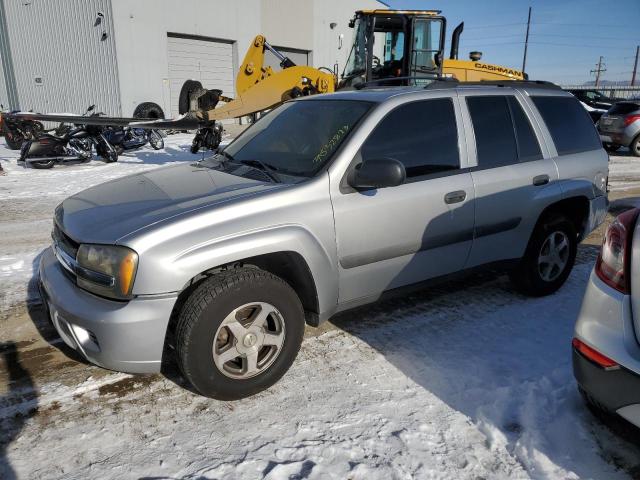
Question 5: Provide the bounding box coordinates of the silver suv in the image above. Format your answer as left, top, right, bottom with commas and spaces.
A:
40, 82, 609, 399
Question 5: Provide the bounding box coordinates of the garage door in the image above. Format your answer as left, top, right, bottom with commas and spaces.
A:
167, 33, 235, 119
263, 47, 310, 71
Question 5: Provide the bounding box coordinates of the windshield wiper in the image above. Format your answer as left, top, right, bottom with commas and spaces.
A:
239, 159, 282, 183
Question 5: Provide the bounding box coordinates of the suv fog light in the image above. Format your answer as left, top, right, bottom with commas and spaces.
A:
71, 324, 100, 352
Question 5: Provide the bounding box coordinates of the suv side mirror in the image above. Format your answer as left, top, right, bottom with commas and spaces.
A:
348, 158, 406, 190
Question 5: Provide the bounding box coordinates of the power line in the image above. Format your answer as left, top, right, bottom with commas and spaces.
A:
531, 22, 638, 29
464, 22, 527, 29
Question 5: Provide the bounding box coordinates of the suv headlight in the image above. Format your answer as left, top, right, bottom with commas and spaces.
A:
76, 244, 138, 300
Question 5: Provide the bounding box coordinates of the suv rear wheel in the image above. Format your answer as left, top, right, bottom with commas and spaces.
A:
175, 267, 305, 399
510, 214, 577, 296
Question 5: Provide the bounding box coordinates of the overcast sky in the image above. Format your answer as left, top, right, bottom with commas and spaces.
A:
383, 0, 640, 85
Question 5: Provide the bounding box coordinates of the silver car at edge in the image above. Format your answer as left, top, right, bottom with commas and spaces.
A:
40, 81, 609, 399
598, 100, 640, 156
573, 207, 640, 429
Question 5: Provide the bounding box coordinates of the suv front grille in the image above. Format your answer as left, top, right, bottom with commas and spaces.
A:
52, 223, 79, 282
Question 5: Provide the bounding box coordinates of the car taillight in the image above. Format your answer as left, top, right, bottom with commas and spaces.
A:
572, 338, 619, 370
595, 208, 640, 293
623, 114, 640, 126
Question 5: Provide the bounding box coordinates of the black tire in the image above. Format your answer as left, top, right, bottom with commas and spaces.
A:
190, 135, 201, 154
603, 142, 621, 153
509, 214, 577, 296
178, 80, 203, 115
2, 123, 24, 150
95, 136, 118, 163
175, 267, 305, 400
30, 159, 55, 169
630, 134, 640, 158
133, 102, 165, 119
149, 130, 164, 150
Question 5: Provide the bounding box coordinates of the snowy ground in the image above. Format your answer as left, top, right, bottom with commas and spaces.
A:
1, 136, 640, 479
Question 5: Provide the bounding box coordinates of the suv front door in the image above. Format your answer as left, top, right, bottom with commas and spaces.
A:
330, 95, 475, 305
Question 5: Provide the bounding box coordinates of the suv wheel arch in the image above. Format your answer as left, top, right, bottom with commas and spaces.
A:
164, 251, 320, 360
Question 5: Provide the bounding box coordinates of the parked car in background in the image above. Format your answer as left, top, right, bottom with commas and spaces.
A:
598, 101, 640, 156
40, 82, 608, 399
573, 208, 640, 431
569, 89, 621, 111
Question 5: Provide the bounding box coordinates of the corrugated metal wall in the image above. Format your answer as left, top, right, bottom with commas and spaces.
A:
0, 49, 7, 108
2, 0, 121, 115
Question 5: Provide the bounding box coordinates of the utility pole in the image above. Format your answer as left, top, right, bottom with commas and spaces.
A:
632, 45, 639, 87
591, 56, 606, 86
521, 7, 532, 74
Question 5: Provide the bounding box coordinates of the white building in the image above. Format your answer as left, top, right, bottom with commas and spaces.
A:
0, 0, 386, 119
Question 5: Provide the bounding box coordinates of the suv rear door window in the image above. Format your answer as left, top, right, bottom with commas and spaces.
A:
532, 96, 601, 155
361, 98, 459, 179
466, 96, 518, 168
507, 96, 543, 161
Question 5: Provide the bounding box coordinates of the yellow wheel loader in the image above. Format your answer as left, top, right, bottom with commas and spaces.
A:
179, 9, 526, 125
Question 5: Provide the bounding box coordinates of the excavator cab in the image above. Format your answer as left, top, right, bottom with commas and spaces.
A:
340, 10, 446, 88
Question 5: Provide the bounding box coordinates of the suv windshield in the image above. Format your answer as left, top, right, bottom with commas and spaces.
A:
204, 100, 371, 179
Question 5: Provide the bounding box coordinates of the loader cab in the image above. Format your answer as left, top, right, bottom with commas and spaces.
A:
340, 10, 446, 89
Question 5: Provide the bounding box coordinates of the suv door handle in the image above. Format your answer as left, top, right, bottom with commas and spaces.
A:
533, 174, 550, 186
444, 190, 466, 204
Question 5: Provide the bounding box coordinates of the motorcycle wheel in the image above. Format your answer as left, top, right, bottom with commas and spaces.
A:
96, 137, 118, 163
149, 130, 164, 150
190, 136, 202, 154
2, 124, 24, 150
30, 159, 55, 169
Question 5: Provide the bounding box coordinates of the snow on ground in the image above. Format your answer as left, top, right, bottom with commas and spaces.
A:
1, 137, 640, 479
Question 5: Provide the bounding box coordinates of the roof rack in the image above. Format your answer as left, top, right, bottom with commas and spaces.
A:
354, 75, 457, 90
448, 79, 561, 90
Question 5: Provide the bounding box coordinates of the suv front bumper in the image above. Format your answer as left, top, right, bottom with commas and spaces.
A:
39, 247, 177, 374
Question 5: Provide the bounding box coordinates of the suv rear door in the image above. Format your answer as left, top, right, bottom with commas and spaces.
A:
461, 91, 560, 268
330, 94, 475, 305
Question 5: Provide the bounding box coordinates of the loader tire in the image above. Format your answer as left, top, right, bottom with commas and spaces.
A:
133, 102, 164, 119
178, 80, 203, 115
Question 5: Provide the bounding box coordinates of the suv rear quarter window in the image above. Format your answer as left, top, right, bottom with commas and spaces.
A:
532, 96, 601, 155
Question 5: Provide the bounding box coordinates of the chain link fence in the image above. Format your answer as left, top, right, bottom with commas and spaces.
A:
560, 84, 640, 100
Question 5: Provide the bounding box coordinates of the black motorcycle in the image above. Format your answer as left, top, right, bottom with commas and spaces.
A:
1, 104, 45, 150
191, 122, 223, 154
103, 126, 164, 155
19, 105, 117, 169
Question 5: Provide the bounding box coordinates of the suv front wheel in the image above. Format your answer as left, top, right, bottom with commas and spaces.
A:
175, 267, 305, 399
510, 214, 577, 296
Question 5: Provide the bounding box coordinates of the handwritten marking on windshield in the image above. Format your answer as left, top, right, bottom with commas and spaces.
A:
313, 125, 350, 164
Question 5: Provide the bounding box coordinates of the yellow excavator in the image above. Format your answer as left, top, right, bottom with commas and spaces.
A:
178, 9, 526, 125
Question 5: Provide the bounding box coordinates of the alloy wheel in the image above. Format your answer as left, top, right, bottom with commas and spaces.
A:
537, 231, 570, 282
212, 302, 286, 379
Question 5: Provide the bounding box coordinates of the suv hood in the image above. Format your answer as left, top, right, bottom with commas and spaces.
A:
55, 163, 282, 244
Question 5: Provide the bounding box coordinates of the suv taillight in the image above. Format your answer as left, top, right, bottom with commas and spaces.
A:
595, 208, 640, 293
623, 114, 640, 126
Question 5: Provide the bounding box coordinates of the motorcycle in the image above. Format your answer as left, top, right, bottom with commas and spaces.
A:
190, 122, 223, 154
1, 104, 45, 150
19, 105, 118, 169
103, 126, 164, 155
